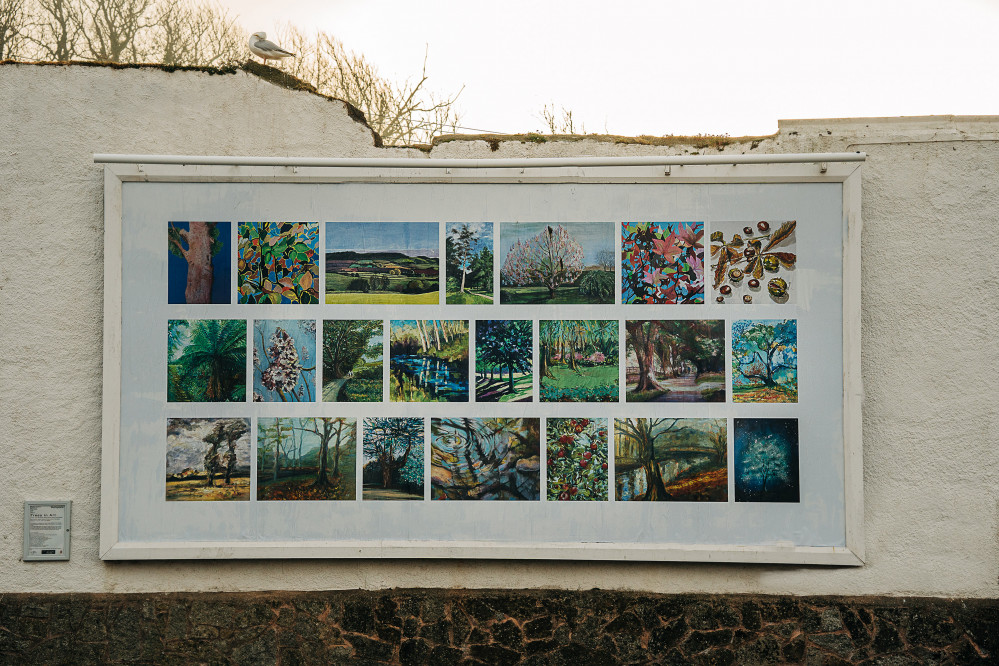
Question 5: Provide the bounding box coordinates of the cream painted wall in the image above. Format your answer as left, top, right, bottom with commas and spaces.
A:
1, 64, 996, 597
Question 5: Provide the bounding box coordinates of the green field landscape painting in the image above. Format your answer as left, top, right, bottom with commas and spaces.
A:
539, 320, 618, 402
322, 320, 383, 402
325, 222, 439, 304
446, 222, 493, 304
500, 222, 615, 304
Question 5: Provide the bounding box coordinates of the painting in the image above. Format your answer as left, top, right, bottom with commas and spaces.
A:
475, 320, 532, 402
431, 418, 540, 500
710, 220, 796, 304
500, 222, 614, 304
322, 320, 383, 402
166, 418, 250, 501
362, 417, 425, 500
325, 222, 439, 304
615, 418, 727, 502
257, 417, 356, 500
625, 320, 724, 402
621, 222, 704, 304
446, 222, 493, 304
390, 320, 469, 402
237, 222, 319, 304
734, 418, 799, 502
167, 319, 246, 402
546, 418, 608, 501
539, 320, 618, 402
168, 222, 230, 304
252, 320, 316, 402
731, 319, 798, 402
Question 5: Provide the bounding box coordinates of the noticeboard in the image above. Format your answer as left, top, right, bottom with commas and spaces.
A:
99, 156, 863, 563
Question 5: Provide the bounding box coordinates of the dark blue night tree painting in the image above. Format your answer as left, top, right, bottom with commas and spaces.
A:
734, 418, 799, 502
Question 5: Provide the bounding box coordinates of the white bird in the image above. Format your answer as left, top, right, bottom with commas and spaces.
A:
248, 32, 295, 65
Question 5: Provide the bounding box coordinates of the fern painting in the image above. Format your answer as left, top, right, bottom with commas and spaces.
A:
168, 222, 230, 304
252, 320, 316, 402
167, 320, 246, 402
238, 222, 319, 304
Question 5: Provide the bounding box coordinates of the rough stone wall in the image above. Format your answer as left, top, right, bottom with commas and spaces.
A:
0, 63, 997, 599
1, 590, 996, 664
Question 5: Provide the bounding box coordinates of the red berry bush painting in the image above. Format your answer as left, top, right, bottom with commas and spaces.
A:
710, 220, 796, 305
621, 222, 704, 304
546, 418, 608, 501
238, 222, 319, 304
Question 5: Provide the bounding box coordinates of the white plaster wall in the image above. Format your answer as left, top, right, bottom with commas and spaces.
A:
1, 64, 996, 597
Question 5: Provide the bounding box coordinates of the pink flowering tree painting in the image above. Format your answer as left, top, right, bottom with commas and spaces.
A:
253, 320, 317, 402
621, 222, 704, 304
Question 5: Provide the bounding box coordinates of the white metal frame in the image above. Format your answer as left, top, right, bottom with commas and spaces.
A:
99, 154, 864, 564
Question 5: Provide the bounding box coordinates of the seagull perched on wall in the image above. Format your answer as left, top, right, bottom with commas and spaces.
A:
249, 32, 295, 65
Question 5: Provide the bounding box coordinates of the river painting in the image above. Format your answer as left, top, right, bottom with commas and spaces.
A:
390, 320, 469, 402
430, 417, 540, 500
615, 418, 727, 502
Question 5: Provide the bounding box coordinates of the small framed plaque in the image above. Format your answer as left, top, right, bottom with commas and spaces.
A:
23, 501, 71, 561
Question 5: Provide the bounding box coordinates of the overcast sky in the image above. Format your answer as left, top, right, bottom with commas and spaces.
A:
229, 0, 999, 137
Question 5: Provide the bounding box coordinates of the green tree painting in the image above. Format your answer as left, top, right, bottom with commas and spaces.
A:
167, 319, 246, 402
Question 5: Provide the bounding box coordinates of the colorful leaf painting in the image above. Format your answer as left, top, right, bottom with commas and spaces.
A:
238, 222, 319, 304
621, 222, 704, 304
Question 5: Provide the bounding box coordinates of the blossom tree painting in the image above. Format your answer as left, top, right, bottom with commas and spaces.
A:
621, 222, 704, 304
253, 320, 316, 402
734, 418, 799, 502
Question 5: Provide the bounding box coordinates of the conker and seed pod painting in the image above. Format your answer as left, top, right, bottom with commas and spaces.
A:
710, 220, 796, 305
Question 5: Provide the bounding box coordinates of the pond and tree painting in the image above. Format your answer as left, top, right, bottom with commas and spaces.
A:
625, 320, 725, 402
257, 417, 356, 500
322, 320, 383, 402
168, 222, 230, 304
253, 320, 316, 402
621, 222, 704, 304
732, 319, 798, 402
430, 418, 540, 500
539, 320, 618, 402
446, 222, 493, 304
734, 418, 799, 502
167, 319, 246, 402
362, 417, 424, 500
475, 320, 532, 402
711, 220, 796, 305
237, 222, 319, 304
326, 222, 439, 304
500, 222, 615, 304
547, 418, 608, 501
166, 418, 250, 501
390, 320, 468, 402
615, 418, 727, 502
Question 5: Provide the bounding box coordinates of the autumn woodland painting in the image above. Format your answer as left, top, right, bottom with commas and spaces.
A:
734, 418, 799, 502
237, 222, 319, 304
168, 222, 230, 304
253, 320, 316, 402
500, 222, 615, 304
475, 320, 532, 402
326, 222, 439, 304
322, 320, 383, 402
390, 320, 469, 402
710, 220, 796, 305
621, 222, 704, 304
431, 418, 540, 500
167, 319, 246, 402
166, 418, 250, 501
362, 417, 425, 500
732, 319, 798, 402
539, 320, 618, 402
257, 417, 357, 501
625, 320, 724, 402
547, 418, 608, 502
615, 418, 727, 502
446, 222, 493, 304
